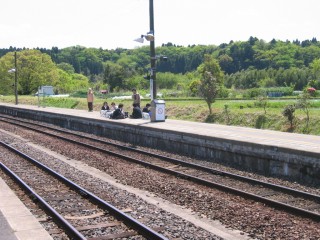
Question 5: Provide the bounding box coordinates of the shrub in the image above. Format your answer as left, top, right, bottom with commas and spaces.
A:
282, 104, 295, 129
243, 88, 266, 98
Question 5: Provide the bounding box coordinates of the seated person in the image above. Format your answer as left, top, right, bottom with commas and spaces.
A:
111, 103, 125, 119
142, 103, 151, 113
110, 102, 117, 111
130, 103, 142, 119
101, 102, 110, 110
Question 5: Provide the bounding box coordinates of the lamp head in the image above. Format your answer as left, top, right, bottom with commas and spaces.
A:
134, 36, 145, 43
145, 34, 154, 41
134, 32, 154, 43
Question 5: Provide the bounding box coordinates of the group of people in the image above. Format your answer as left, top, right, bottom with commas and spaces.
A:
88, 88, 151, 119
101, 101, 117, 111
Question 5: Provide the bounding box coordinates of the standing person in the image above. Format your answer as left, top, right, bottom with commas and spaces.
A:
132, 88, 141, 108
87, 88, 94, 112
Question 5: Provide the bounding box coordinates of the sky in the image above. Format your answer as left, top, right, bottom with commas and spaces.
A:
1, 0, 320, 50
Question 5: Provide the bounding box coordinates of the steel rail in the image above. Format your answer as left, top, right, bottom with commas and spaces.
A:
0, 141, 168, 240
0, 161, 86, 240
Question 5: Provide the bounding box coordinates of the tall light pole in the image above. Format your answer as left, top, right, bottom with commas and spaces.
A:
149, 0, 156, 100
14, 51, 18, 105
8, 51, 18, 105
134, 1, 166, 122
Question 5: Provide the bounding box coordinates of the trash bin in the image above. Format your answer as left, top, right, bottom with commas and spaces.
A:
150, 99, 165, 122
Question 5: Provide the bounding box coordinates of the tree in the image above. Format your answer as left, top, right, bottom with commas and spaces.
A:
188, 79, 201, 97
200, 72, 219, 115
282, 104, 295, 130
0, 53, 16, 95
55, 69, 89, 94
310, 58, 320, 88
255, 95, 269, 114
103, 61, 125, 92
57, 62, 75, 74
218, 54, 234, 74
199, 71, 219, 114
296, 92, 311, 130
197, 55, 224, 114
0, 50, 59, 95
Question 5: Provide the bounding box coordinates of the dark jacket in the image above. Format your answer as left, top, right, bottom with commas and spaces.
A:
112, 108, 125, 119
131, 107, 142, 119
101, 105, 110, 110
142, 107, 150, 113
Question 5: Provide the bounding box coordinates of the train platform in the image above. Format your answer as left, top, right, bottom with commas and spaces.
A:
1, 102, 319, 154
0, 178, 52, 240
0, 102, 319, 180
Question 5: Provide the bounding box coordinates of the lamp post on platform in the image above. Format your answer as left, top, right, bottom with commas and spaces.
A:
134, 0, 166, 122
134, 0, 156, 100
8, 51, 18, 105
149, 0, 156, 101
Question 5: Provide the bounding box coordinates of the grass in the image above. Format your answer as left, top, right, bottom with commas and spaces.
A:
1, 95, 320, 135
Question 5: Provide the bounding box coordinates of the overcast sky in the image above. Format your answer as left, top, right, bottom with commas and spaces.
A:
1, 0, 319, 50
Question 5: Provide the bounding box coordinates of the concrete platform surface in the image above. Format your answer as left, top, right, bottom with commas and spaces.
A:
1, 102, 319, 154
0, 178, 53, 240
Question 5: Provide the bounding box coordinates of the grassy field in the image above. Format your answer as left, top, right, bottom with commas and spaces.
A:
1, 95, 320, 135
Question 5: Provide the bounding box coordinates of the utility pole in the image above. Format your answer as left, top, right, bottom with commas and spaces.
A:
148, 0, 165, 122
149, 0, 156, 100
14, 51, 18, 105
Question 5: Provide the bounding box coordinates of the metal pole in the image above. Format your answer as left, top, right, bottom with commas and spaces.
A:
149, 0, 156, 100
14, 51, 18, 105
38, 86, 40, 107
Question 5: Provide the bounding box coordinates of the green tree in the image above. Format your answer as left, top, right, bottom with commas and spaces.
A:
296, 92, 311, 130
156, 72, 181, 89
103, 61, 125, 92
57, 62, 75, 74
218, 54, 234, 74
199, 71, 219, 114
55, 69, 89, 94
282, 104, 295, 130
188, 79, 201, 97
310, 58, 320, 88
71, 73, 90, 90
255, 95, 269, 114
0, 50, 59, 95
0, 53, 16, 95
197, 55, 223, 114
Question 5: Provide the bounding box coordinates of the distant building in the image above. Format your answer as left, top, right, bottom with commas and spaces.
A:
36, 86, 54, 96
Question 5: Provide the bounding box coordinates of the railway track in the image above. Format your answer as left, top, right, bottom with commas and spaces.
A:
1, 115, 320, 222
0, 141, 167, 240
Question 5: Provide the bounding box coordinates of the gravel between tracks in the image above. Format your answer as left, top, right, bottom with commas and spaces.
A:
1, 121, 320, 240
0, 129, 226, 240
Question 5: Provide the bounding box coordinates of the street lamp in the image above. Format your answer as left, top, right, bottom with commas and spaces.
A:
134, 0, 166, 122
149, 0, 156, 101
8, 51, 18, 105
134, 0, 157, 100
